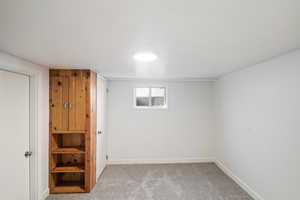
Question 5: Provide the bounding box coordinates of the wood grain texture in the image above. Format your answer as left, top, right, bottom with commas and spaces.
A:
50, 76, 69, 131
52, 147, 85, 154
49, 69, 97, 194
87, 72, 97, 191
69, 71, 86, 131
90, 71, 97, 189
51, 185, 85, 194
51, 165, 85, 173
52, 130, 86, 134
84, 71, 97, 192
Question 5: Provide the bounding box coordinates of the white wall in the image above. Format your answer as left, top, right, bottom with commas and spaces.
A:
215, 50, 300, 200
107, 80, 215, 163
0, 51, 49, 200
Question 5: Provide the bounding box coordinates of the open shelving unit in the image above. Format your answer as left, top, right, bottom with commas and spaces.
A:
50, 172, 85, 193
50, 131, 86, 193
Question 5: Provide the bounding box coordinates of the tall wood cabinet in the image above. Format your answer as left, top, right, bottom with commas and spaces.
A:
49, 69, 96, 193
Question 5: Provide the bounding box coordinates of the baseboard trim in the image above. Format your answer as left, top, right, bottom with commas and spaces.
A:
96, 165, 106, 182
215, 160, 264, 200
107, 157, 215, 165
40, 188, 49, 200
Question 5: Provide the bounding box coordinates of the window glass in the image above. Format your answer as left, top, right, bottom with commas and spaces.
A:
135, 88, 150, 106
151, 87, 165, 106
134, 87, 167, 108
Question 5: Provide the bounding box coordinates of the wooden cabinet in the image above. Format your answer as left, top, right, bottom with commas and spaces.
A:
50, 71, 88, 132
49, 69, 96, 193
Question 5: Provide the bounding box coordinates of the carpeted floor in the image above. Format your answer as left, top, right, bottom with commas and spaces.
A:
47, 163, 253, 200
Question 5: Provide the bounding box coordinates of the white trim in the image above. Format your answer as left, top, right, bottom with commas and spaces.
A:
97, 73, 107, 80
29, 75, 39, 200
133, 105, 168, 110
96, 165, 107, 182
96, 167, 105, 181
107, 76, 217, 82
0, 67, 39, 200
40, 188, 49, 200
133, 86, 168, 109
107, 157, 215, 165
215, 160, 265, 200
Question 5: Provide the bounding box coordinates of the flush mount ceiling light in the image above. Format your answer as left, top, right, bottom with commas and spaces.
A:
133, 52, 157, 62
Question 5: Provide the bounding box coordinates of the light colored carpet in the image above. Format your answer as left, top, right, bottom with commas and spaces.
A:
47, 163, 253, 200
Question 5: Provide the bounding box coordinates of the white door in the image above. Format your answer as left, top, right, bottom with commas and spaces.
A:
0, 70, 30, 200
96, 77, 107, 179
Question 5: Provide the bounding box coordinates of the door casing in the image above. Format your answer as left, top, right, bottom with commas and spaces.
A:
96, 75, 107, 179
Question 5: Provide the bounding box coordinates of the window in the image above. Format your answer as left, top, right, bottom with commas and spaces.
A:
134, 87, 167, 108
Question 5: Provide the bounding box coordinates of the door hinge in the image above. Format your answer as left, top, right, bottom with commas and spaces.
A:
106, 155, 108, 160
106, 88, 109, 93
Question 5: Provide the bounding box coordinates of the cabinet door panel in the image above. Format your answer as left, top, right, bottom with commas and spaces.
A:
50, 76, 69, 131
69, 71, 87, 131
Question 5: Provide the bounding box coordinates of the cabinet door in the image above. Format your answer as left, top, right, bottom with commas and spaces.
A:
50, 76, 69, 131
68, 71, 87, 131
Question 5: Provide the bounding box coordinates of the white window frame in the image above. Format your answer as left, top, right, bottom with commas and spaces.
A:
133, 86, 168, 109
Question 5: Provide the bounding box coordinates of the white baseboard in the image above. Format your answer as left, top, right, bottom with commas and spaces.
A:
215, 160, 264, 200
40, 188, 49, 200
107, 157, 215, 165
96, 164, 106, 182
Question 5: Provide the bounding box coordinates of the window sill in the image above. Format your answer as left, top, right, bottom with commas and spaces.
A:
133, 106, 168, 110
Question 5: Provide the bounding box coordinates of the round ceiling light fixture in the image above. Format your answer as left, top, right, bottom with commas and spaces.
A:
133, 52, 157, 62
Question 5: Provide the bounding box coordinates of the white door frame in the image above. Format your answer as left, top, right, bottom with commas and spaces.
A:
0, 67, 39, 200
96, 74, 107, 180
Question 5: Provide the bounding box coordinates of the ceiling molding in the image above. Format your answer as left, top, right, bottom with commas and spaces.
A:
106, 76, 217, 82
97, 73, 107, 80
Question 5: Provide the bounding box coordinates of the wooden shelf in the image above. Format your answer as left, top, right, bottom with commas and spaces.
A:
52, 147, 85, 154
51, 166, 85, 173
51, 185, 85, 194
52, 130, 86, 134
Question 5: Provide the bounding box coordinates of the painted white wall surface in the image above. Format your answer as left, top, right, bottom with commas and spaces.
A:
214, 50, 300, 200
107, 80, 215, 163
96, 75, 108, 179
0, 51, 49, 200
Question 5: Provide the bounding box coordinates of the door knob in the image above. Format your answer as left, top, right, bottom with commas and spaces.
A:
97, 131, 102, 135
24, 151, 32, 158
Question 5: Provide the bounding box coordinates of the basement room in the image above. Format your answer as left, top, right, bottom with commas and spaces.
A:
0, 0, 299, 200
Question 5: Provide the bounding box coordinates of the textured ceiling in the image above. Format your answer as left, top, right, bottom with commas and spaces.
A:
0, 0, 299, 78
